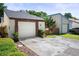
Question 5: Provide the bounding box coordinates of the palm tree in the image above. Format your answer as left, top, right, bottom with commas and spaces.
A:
0, 3, 6, 17
44, 16, 56, 34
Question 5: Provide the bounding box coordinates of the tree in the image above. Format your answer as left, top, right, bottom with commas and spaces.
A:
27, 10, 56, 34
64, 13, 72, 19
27, 10, 36, 15
72, 17, 77, 20
45, 16, 55, 28
26, 10, 47, 18
27, 10, 56, 31
0, 3, 6, 17
44, 16, 55, 33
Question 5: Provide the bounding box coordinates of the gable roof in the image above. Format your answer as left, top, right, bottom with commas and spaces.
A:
4, 9, 44, 20
49, 13, 68, 19
49, 13, 62, 16
69, 19, 79, 24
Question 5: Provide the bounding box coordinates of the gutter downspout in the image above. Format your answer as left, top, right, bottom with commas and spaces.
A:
61, 16, 62, 34
67, 18, 69, 33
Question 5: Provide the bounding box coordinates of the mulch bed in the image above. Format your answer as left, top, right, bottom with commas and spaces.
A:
16, 42, 39, 56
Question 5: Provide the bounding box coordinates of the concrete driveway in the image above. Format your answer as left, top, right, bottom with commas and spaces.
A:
20, 36, 79, 56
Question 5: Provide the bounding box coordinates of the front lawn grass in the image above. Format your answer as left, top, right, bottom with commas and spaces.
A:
62, 34, 79, 40
0, 38, 26, 56
46, 34, 79, 41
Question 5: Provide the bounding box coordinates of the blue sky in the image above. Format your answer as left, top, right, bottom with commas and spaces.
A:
5, 3, 79, 18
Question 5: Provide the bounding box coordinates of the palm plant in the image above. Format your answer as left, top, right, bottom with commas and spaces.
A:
0, 3, 6, 17
44, 16, 56, 34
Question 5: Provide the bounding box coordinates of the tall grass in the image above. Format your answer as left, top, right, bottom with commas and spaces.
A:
0, 38, 26, 56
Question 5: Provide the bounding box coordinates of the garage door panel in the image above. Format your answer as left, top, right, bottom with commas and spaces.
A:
18, 22, 36, 39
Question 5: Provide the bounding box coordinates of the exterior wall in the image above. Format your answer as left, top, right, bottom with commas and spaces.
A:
69, 20, 72, 29
14, 19, 44, 35
69, 18, 74, 29
9, 19, 15, 37
3, 12, 10, 36
3, 12, 9, 26
72, 21, 79, 28
61, 16, 68, 33
51, 14, 62, 33
0, 17, 3, 27
3, 13, 15, 37
62, 16, 68, 24
51, 14, 68, 33
14, 19, 45, 38
69, 18, 79, 29
38, 22, 45, 31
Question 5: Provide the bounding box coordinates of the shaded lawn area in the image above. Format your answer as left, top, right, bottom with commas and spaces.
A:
46, 35, 57, 38
62, 34, 79, 40
0, 38, 27, 56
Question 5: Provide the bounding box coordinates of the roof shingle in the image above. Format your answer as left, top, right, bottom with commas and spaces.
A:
4, 9, 44, 20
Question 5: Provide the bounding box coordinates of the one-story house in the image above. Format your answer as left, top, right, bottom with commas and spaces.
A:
3, 9, 45, 39
49, 13, 69, 34
69, 18, 79, 29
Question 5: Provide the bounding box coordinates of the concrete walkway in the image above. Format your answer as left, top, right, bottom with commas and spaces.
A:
20, 36, 79, 56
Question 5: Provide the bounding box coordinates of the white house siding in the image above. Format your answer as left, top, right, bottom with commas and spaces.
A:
69, 21, 72, 29
9, 19, 15, 37
0, 17, 3, 27
3, 13, 15, 37
51, 14, 68, 33
51, 14, 62, 33
3, 12, 10, 36
61, 16, 68, 33
38, 22, 45, 31
69, 18, 79, 29
72, 21, 79, 28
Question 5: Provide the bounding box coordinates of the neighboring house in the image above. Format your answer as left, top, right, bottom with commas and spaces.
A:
3, 9, 45, 39
50, 13, 68, 34
69, 18, 79, 29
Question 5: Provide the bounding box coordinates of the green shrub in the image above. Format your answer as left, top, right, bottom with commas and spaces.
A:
12, 32, 19, 42
37, 30, 45, 38
44, 30, 52, 35
0, 26, 8, 38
